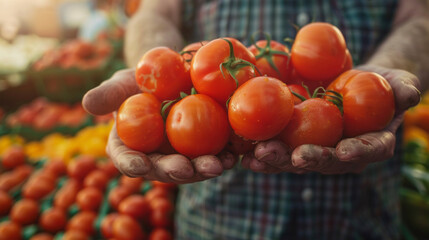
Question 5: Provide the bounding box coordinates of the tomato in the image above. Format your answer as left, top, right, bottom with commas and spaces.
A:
0, 172, 22, 192
101, 213, 119, 239
13, 164, 34, 181
0, 190, 12, 216
119, 175, 143, 193
84, 170, 110, 191
116, 93, 164, 153
248, 39, 291, 82
43, 159, 67, 178
144, 187, 173, 203
118, 195, 150, 221
288, 84, 311, 105
112, 214, 146, 240
327, 70, 395, 137
166, 94, 230, 158
76, 187, 104, 211
10, 198, 40, 225
0, 221, 22, 240
39, 207, 68, 233
228, 76, 294, 141
148, 228, 173, 240
149, 197, 174, 228
404, 104, 429, 133
181, 41, 209, 62
54, 178, 81, 210
151, 181, 177, 191
136, 46, 192, 102
291, 22, 347, 82
279, 98, 343, 149
67, 155, 97, 181
21, 175, 56, 200
98, 159, 120, 178
342, 49, 353, 72
67, 211, 97, 236
62, 230, 90, 240
1, 145, 26, 169
108, 186, 133, 210
29, 233, 54, 240
190, 37, 256, 105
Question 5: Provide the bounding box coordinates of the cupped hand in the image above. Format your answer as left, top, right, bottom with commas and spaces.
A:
82, 68, 237, 183
241, 65, 421, 174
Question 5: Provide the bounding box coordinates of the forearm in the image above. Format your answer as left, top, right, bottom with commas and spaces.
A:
367, 10, 429, 92
124, 0, 184, 67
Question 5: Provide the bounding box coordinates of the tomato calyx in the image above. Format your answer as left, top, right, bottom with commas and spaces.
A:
251, 33, 290, 75
220, 38, 260, 88
160, 88, 198, 120
291, 85, 344, 115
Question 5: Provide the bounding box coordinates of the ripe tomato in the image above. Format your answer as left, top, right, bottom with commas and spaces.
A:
248, 39, 291, 82
21, 174, 56, 200
1, 146, 26, 169
151, 181, 177, 191
288, 84, 311, 105
76, 187, 104, 211
149, 228, 173, 240
67, 155, 97, 181
327, 70, 395, 137
190, 37, 256, 105
144, 187, 173, 202
10, 198, 40, 225
135, 46, 192, 102
62, 230, 90, 240
119, 175, 143, 193
116, 93, 164, 153
98, 159, 120, 178
67, 211, 97, 236
0, 172, 22, 192
181, 41, 208, 62
228, 76, 294, 141
101, 213, 119, 239
0, 221, 22, 240
54, 178, 81, 210
83, 169, 110, 191
29, 233, 54, 240
166, 94, 230, 158
118, 195, 150, 221
108, 186, 133, 210
112, 214, 146, 240
39, 207, 68, 233
291, 22, 347, 82
279, 98, 343, 149
0, 190, 12, 216
43, 159, 67, 178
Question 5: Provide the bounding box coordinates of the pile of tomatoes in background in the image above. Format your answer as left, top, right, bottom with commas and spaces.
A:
117, 22, 395, 159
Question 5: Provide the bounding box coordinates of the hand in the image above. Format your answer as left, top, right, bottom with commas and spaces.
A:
82, 69, 237, 183
241, 66, 421, 174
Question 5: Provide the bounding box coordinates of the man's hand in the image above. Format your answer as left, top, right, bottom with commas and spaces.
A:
82, 69, 237, 183
241, 66, 421, 174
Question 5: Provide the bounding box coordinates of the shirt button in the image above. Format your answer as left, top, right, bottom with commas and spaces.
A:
297, 12, 310, 26
301, 188, 313, 202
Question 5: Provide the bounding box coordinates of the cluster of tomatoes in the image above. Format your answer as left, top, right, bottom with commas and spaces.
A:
117, 22, 396, 159
0, 154, 176, 240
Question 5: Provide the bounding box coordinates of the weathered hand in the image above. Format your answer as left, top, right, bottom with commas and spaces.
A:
241, 66, 421, 174
83, 69, 237, 183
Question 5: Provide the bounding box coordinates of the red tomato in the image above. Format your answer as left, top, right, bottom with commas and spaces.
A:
43, 159, 67, 178
76, 187, 104, 211
67, 155, 97, 181
279, 98, 343, 149
98, 159, 119, 178
148, 228, 173, 240
0, 172, 22, 192
29, 233, 54, 240
112, 214, 146, 240
342, 49, 353, 72
181, 41, 209, 62
21, 175, 56, 200
83, 170, 109, 191
54, 178, 81, 210
39, 207, 68, 233
248, 39, 291, 82
62, 230, 90, 240
0, 190, 12, 216
119, 175, 143, 193
327, 70, 395, 137
1, 146, 26, 169
190, 37, 256, 105
144, 187, 173, 203
101, 213, 119, 239
288, 84, 311, 105
149, 197, 174, 228
291, 22, 347, 82
0, 221, 22, 240
10, 198, 40, 225
67, 211, 97, 236
117, 93, 164, 153
108, 186, 133, 210
13, 164, 34, 181
228, 76, 294, 141
135, 46, 192, 101
118, 195, 150, 221
166, 94, 230, 158
151, 181, 177, 191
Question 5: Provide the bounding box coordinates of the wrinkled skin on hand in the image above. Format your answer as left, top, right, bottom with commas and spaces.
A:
83, 69, 236, 184
242, 65, 421, 174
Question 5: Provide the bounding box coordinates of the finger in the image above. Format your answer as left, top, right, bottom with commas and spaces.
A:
253, 140, 293, 169
151, 154, 196, 182
292, 145, 366, 174
217, 151, 237, 170
384, 69, 421, 112
107, 123, 153, 177
242, 151, 303, 174
82, 68, 141, 115
336, 130, 396, 163
192, 155, 224, 178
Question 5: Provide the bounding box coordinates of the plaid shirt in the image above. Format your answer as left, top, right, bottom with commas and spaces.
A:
177, 1, 400, 239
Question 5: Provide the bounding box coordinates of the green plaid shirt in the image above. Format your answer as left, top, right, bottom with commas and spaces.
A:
177, 1, 400, 239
